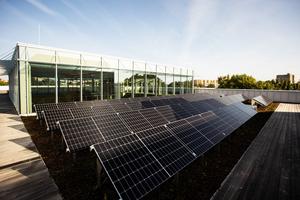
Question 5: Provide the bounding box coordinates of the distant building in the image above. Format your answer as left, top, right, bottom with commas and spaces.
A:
276, 73, 295, 84
194, 79, 218, 88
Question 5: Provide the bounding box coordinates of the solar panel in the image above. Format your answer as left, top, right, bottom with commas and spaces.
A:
179, 103, 199, 115
233, 102, 256, 116
34, 103, 58, 120
169, 104, 191, 119
139, 108, 168, 127
125, 101, 143, 110
108, 99, 122, 104
136, 126, 195, 176
119, 111, 152, 133
155, 106, 177, 122
190, 101, 212, 113
111, 103, 131, 113
167, 119, 213, 156
92, 100, 110, 106
75, 101, 94, 107
56, 102, 76, 110
151, 99, 165, 107
43, 109, 74, 131
185, 113, 227, 144
141, 101, 155, 108
252, 95, 272, 107
58, 117, 104, 152
160, 98, 172, 105
93, 114, 132, 140
70, 107, 94, 118
92, 105, 115, 116
91, 134, 170, 200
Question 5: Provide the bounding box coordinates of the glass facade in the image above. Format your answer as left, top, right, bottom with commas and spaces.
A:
30, 63, 55, 107
14, 43, 194, 114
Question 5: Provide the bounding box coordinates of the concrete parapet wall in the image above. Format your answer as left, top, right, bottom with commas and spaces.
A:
195, 88, 300, 103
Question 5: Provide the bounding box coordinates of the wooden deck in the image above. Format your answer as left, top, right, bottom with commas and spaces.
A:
0, 94, 62, 200
212, 103, 300, 200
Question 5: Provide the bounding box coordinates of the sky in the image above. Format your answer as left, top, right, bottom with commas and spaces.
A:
0, 0, 300, 81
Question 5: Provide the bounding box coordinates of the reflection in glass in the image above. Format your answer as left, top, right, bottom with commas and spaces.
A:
82, 67, 101, 100
134, 72, 145, 97
119, 70, 132, 98
103, 70, 115, 99
58, 65, 80, 102
31, 63, 55, 107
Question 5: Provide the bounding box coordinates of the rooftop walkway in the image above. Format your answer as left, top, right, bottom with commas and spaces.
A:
0, 94, 62, 200
212, 103, 300, 200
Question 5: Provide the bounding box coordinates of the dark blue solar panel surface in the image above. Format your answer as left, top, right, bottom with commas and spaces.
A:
92, 134, 170, 200
136, 126, 195, 176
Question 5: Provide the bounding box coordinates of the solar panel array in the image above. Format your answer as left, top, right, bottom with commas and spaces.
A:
35, 93, 258, 200
41, 94, 228, 131
252, 95, 272, 107
91, 102, 256, 200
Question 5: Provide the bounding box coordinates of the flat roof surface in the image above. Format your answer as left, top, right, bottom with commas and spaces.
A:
212, 103, 300, 200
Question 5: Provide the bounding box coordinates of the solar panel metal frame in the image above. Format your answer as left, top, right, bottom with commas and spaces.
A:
93, 113, 132, 141
58, 116, 105, 152
91, 134, 170, 200
43, 108, 74, 131
119, 110, 153, 133
139, 108, 168, 127
34, 103, 58, 120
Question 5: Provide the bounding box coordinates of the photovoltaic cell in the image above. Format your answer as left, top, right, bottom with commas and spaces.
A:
151, 99, 165, 107
43, 109, 74, 131
92, 134, 170, 200
92, 105, 115, 116
139, 108, 168, 127
56, 102, 76, 110
137, 126, 195, 176
92, 100, 110, 106
141, 101, 155, 108
70, 107, 94, 118
126, 101, 143, 110
167, 119, 213, 156
58, 117, 104, 151
111, 103, 131, 113
75, 101, 94, 107
119, 111, 152, 133
169, 104, 191, 119
93, 114, 132, 140
179, 103, 199, 115
34, 103, 58, 119
155, 106, 177, 122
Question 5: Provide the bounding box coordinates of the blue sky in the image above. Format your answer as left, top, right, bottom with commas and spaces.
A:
0, 0, 300, 81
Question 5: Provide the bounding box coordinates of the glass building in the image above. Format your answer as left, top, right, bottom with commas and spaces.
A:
1, 43, 194, 115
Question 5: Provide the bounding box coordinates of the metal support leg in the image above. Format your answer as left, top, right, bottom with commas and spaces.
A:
96, 158, 103, 189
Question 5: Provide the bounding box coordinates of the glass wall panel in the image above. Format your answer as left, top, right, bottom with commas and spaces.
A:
103, 69, 117, 99
119, 70, 132, 98
166, 74, 174, 95
82, 67, 101, 100
133, 71, 145, 97
30, 63, 55, 107
146, 73, 156, 96
58, 65, 80, 102
185, 76, 193, 93
156, 73, 166, 96
174, 75, 182, 94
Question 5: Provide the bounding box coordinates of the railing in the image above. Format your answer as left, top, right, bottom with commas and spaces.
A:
195, 88, 300, 103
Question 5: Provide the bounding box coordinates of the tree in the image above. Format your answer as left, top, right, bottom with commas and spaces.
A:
218, 74, 256, 89
207, 83, 215, 88
0, 79, 8, 86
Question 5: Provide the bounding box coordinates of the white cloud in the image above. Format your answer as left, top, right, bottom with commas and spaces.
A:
26, 0, 58, 16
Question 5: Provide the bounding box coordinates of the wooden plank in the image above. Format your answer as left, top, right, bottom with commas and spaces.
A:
212, 103, 300, 200
0, 94, 62, 200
